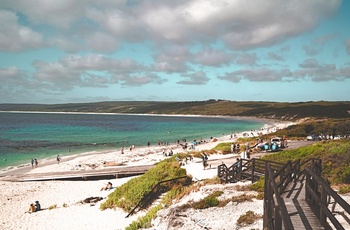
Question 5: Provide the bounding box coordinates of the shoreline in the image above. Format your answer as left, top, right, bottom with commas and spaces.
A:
0, 115, 288, 174
0, 119, 296, 230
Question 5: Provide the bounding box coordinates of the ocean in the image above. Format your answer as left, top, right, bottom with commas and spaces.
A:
0, 112, 264, 170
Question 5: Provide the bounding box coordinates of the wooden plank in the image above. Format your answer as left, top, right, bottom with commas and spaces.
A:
1, 165, 153, 182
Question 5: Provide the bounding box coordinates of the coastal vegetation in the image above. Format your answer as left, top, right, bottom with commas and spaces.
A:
1, 100, 349, 119
100, 159, 190, 212
261, 139, 350, 193
273, 118, 350, 138
237, 211, 262, 226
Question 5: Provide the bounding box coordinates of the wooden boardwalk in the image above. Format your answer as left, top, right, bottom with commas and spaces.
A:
0, 164, 153, 182
219, 158, 350, 229
282, 179, 325, 230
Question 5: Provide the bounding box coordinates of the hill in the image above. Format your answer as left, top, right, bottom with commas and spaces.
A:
1, 100, 349, 120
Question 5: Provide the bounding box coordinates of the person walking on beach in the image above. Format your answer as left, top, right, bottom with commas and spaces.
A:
34, 159, 38, 167
56, 155, 61, 164
201, 152, 208, 170
31, 158, 34, 168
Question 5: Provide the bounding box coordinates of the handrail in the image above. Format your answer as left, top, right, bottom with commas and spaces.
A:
304, 166, 350, 229
264, 162, 294, 230
217, 158, 284, 183
125, 175, 188, 218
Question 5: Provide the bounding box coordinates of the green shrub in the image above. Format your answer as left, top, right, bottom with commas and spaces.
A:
339, 185, 350, 194
192, 191, 223, 209
48, 204, 57, 210
231, 194, 254, 203
256, 192, 264, 200
237, 210, 261, 226
100, 160, 188, 212
250, 177, 265, 192
212, 143, 231, 154
125, 204, 162, 230
261, 139, 350, 186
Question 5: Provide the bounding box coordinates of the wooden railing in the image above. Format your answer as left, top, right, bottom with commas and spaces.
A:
126, 175, 188, 218
219, 157, 350, 229
218, 158, 283, 183
304, 166, 350, 230
263, 161, 294, 230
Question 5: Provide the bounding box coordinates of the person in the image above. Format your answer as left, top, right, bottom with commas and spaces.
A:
28, 203, 36, 213
201, 153, 208, 170
31, 158, 34, 168
235, 158, 241, 173
34, 159, 38, 167
35, 201, 41, 211
56, 155, 61, 164
100, 182, 113, 191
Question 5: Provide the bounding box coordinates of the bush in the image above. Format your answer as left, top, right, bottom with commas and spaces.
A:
100, 160, 188, 212
339, 185, 350, 194
249, 177, 265, 192
212, 143, 232, 154
261, 139, 350, 186
231, 194, 254, 203
125, 204, 162, 230
192, 191, 223, 209
48, 204, 57, 210
237, 210, 261, 226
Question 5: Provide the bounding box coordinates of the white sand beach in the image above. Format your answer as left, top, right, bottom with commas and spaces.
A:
0, 120, 316, 230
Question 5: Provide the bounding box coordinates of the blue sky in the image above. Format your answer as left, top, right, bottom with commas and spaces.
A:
0, 0, 349, 104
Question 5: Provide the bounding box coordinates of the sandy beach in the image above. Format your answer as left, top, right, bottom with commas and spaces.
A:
0, 120, 296, 229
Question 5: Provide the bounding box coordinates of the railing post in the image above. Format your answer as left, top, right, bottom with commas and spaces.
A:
305, 171, 311, 203
263, 161, 271, 229
252, 158, 255, 183
275, 206, 282, 229
320, 187, 327, 225
239, 158, 243, 180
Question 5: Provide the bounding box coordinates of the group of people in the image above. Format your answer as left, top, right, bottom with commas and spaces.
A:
230, 143, 240, 154
27, 201, 41, 213
31, 158, 38, 168
162, 149, 174, 157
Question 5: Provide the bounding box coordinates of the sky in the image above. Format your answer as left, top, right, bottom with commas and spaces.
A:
0, 0, 350, 104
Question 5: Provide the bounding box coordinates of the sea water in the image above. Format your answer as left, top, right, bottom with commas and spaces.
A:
0, 112, 264, 170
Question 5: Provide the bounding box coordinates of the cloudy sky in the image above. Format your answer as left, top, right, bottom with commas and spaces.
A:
1, 0, 349, 104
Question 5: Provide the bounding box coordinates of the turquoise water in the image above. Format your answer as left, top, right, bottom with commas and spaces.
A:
0, 112, 264, 170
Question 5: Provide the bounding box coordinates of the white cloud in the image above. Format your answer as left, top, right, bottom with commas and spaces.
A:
31, 54, 166, 89
0, 10, 44, 52
218, 59, 350, 83
235, 53, 259, 66
346, 38, 350, 55
192, 48, 233, 67
1, 0, 86, 29
1, 0, 341, 52
177, 71, 210, 85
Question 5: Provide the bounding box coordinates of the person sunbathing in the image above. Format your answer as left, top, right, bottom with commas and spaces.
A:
35, 201, 41, 211
100, 182, 113, 191
27, 203, 36, 213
